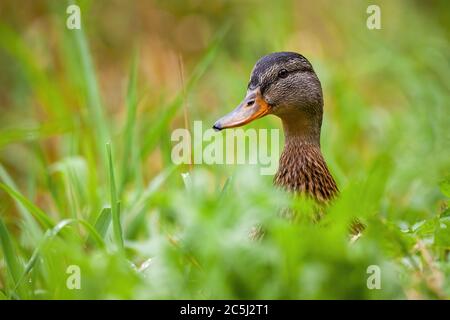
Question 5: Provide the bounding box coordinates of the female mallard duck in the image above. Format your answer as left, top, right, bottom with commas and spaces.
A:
213, 52, 338, 202
214, 52, 364, 235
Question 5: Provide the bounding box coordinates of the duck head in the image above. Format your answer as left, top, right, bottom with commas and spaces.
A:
213, 52, 323, 145
213, 52, 338, 202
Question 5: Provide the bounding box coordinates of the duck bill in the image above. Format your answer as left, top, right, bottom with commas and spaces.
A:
213, 89, 270, 131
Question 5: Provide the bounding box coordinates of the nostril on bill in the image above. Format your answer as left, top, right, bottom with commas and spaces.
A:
246, 99, 255, 107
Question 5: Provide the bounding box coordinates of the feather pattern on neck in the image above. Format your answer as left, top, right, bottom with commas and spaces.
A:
274, 138, 338, 203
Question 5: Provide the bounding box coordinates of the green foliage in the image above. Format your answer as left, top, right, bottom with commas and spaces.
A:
0, 0, 448, 299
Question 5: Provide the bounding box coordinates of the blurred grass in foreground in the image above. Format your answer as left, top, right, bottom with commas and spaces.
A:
0, 0, 449, 299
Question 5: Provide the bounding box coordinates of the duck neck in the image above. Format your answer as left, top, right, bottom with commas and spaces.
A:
274, 117, 338, 202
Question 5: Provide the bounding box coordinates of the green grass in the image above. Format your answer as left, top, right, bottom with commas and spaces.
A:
0, 0, 449, 299
106, 142, 123, 251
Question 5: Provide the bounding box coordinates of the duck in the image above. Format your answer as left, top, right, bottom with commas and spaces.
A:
213, 52, 338, 201
213, 52, 364, 235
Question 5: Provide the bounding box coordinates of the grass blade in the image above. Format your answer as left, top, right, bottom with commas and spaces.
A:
0, 165, 43, 239
128, 165, 176, 215
12, 218, 105, 293
0, 183, 54, 229
0, 125, 67, 150
140, 24, 229, 157
93, 207, 112, 239
126, 165, 176, 238
0, 25, 69, 122
106, 143, 123, 250
70, 23, 109, 158
0, 216, 24, 289
78, 219, 105, 248
120, 53, 139, 194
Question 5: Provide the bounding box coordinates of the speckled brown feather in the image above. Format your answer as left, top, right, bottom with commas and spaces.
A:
274, 141, 338, 203
273, 140, 365, 235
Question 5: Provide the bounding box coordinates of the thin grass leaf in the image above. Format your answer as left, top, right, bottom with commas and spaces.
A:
0, 25, 69, 121
181, 172, 192, 191
140, 24, 230, 157
0, 216, 24, 288
0, 165, 42, 239
106, 143, 124, 250
70, 22, 109, 158
93, 207, 112, 239
128, 165, 176, 215
78, 219, 105, 248
0, 183, 54, 229
125, 208, 147, 240
219, 176, 232, 200
49, 156, 88, 220
120, 53, 139, 194
12, 218, 105, 293
126, 165, 176, 239
0, 125, 67, 150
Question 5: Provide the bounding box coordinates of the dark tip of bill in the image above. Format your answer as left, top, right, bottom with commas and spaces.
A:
212, 123, 222, 132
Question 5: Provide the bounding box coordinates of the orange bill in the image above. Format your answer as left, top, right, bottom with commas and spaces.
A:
213, 88, 271, 131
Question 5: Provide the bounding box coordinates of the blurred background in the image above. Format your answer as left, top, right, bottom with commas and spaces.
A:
0, 0, 449, 299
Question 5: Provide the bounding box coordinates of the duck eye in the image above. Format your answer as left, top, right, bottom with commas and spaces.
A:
278, 69, 289, 79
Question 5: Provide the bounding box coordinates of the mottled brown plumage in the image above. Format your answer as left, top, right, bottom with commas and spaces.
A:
274, 140, 338, 202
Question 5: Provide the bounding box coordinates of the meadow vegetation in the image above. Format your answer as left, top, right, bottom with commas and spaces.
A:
0, 0, 448, 299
